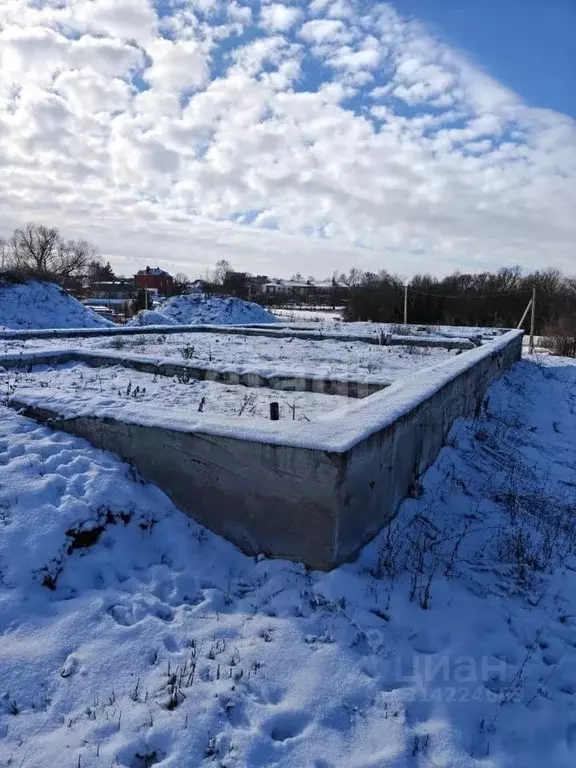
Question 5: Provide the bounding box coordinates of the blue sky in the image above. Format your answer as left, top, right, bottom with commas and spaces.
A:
0, 0, 574, 279
395, 0, 576, 117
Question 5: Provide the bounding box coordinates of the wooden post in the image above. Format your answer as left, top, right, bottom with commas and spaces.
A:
529, 286, 536, 353
516, 298, 532, 330
403, 283, 408, 326
270, 402, 279, 421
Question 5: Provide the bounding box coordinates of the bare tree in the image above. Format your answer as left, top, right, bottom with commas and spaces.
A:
213, 259, 232, 285
172, 272, 191, 295
7, 223, 97, 284
55, 238, 97, 282
0, 237, 9, 271
11, 224, 61, 275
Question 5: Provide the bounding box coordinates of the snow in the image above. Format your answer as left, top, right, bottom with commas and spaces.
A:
1, 352, 576, 766
272, 308, 344, 323
275, 320, 505, 341
0, 330, 521, 456
0, 331, 455, 384
0, 279, 115, 330
4, 362, 348, 421
125, 310, 179, 327
128, 295, 279, 327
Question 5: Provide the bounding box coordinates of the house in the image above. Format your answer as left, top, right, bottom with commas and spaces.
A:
263, 279, 350, 296
263, 280, 311, 296
89, 279, 134, 300
134, 266, 174, 296
190, 279, 206, 293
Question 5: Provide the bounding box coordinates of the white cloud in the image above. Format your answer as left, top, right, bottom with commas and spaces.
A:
71, 0, 157, 43
145, 38, 209, 92
69, 36, 144, 79
260, 4, 302, 33
227, 3, 252, 24
53, 69, 132, 115
0, 0, 574, 279
299, 19, 350, 45
0, 26, 68, 84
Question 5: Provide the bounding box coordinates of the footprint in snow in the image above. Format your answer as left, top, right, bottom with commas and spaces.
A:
60, 654, 79, 678
264, 710, 311, 742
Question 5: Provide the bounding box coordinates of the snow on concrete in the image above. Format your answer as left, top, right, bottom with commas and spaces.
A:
0, 330, 521, 454
4, 362, 348, 421
128, 294, 279, 327
0, 331, 456, 383
0, 353, 575, 766
0, 279, 115, 330
276, 319, 506, 341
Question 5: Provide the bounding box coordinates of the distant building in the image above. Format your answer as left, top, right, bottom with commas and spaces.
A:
90, 279, 134, 300
190, 279, 207, 293
263, 279, 349, 296
134, 266, 174, 296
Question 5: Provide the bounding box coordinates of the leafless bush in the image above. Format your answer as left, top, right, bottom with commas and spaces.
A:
389, 323, 412, 336
179, 344, 196, 360
541, 314, 576, 357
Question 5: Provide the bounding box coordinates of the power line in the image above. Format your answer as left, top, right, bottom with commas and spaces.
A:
406, 286, 531, 301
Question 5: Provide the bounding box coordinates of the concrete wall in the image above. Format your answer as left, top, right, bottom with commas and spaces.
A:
0, 348, 388, 398
333, 330, 522, 561
0, 323, 477, 349
7, 330, 523, 570
9, 404, 340, 569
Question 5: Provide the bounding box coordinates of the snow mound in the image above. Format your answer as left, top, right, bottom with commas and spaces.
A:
0, 278, 115, 330
130, 293, 279, 326
1, 356, 576, 766
125, 309, 178, 327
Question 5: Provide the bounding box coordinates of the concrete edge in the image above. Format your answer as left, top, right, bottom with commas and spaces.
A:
0, 322, 482, 349
3, 330, 523, 454
0, 347, 390, 398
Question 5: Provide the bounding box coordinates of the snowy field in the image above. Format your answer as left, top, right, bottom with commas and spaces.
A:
1, 352, 575, 767
0, 332, 457, 383
271, 308, 344, 323
2, 363, 347, 422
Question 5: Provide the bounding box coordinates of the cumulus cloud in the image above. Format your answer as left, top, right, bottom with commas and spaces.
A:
260, 4, 302, 32
70, 0, 157, 43
0, 0, 574, 278
145, 38, 209, 92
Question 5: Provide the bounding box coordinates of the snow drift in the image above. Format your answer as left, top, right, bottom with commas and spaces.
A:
128, 293, 279, 327
0, 278, 115, 330
123, 309, 178, 327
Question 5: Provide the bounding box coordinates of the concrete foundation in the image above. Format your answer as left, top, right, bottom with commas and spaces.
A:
0, 323, 477, 349
6, 330, 523, 570
0, 348, 388, 398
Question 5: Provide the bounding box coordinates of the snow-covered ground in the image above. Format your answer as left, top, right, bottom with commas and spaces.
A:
272, 308, 344, 323
129, 295, 278, 327
273, 320, 505, 341
1, 352, 575, 766
0, 332, 456, 383
3, 363, 347, 421
0, 279, 115, 330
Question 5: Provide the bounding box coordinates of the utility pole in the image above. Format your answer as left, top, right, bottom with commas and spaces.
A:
403, 283, 408, 326
529, 285, 536, 353
516, 297, 532, 330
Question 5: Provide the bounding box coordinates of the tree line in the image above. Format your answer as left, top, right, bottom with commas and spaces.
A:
340, 266, 575, 337
2, 225, 574, 343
